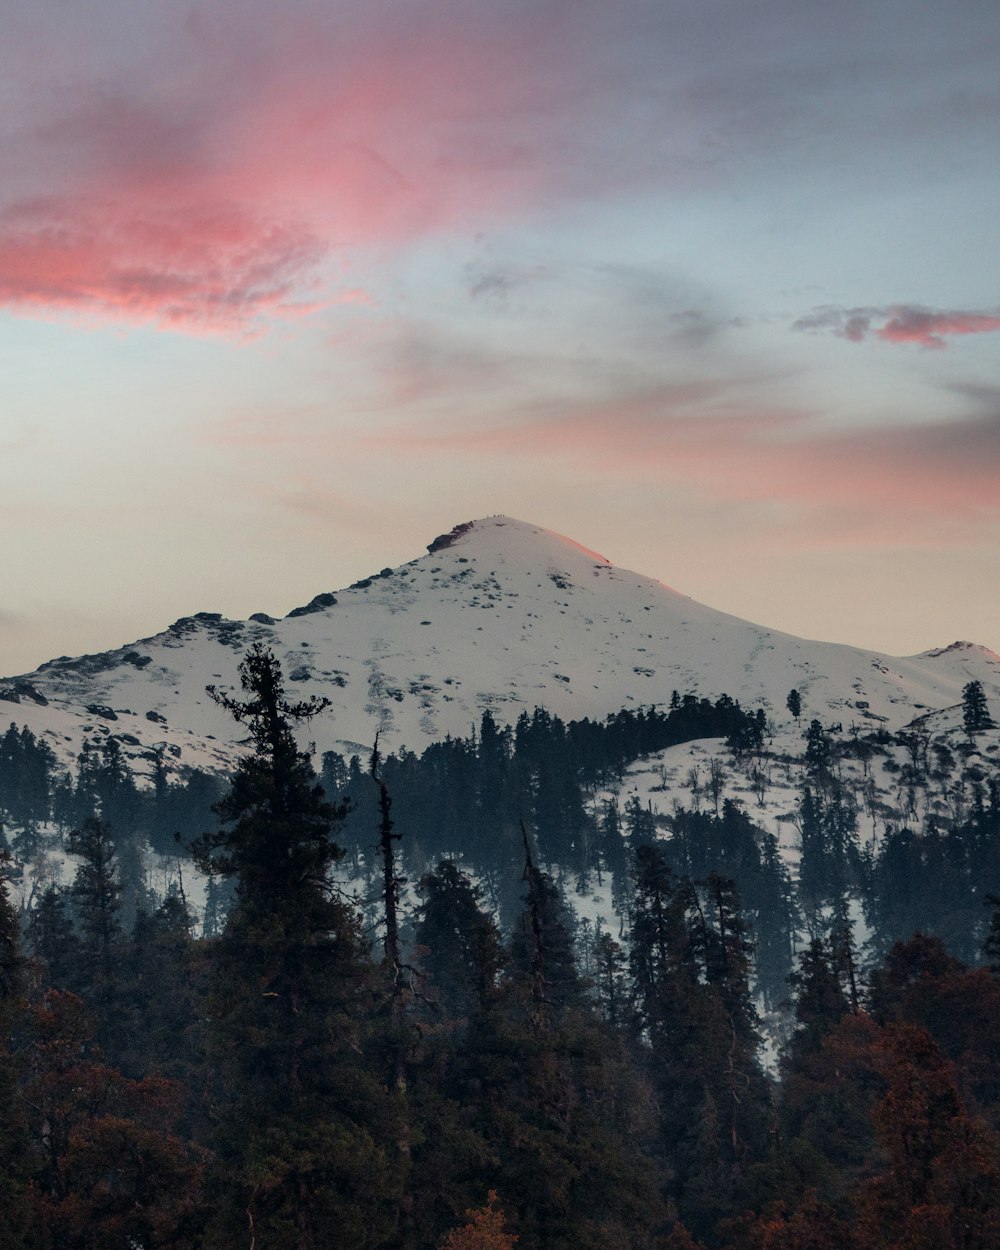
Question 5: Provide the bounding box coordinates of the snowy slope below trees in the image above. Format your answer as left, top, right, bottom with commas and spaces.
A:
2, 516, 999, 778
617, 709, 1000, 869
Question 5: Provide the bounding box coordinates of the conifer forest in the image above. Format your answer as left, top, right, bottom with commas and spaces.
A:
2, 646, 1000, 1249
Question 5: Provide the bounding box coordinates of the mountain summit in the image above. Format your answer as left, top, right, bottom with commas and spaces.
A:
3, 516, 999, 772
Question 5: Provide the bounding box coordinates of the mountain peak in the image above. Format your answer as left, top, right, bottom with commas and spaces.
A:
425, 516, 612, 568
918, 640, 1000, 664
3, 518, 999, 775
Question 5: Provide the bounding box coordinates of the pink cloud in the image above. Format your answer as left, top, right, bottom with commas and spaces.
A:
0, 7, 584, 330
876, 307, 1000, 349
795, 304, 1000, 349
0, 199, 326, 328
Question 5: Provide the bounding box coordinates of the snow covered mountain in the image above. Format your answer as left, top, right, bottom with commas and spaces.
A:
2, 516, 999, 777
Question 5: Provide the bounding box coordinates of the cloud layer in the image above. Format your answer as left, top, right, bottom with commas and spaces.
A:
5, 0, 998, 330
374, 397, 1000, 539
0, 4, 580, 327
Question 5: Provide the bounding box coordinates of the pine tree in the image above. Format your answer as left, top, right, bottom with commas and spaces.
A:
628, 848, 769, 1237
474, 711, 514, 859
704, 873, 762, 1055
754, 832, 797, 1011
412, 833, 670, 1250
0, 723, 56, 839
787, 939, 851, 1057
416, 861, 503, 1021
68, 817, 122, 986
193, 644, 399, 1250
0, 850, 34, 1248
67, 815, 124, 1043
622, 793, 658, 845
27, 884, 81, 992
368, 738, 420, 1160
592, 927, 628, 1029
804, 720, 830, 773
962, 680, 994, 739
508, 838, 582, 1017
112, 892, 201, 1083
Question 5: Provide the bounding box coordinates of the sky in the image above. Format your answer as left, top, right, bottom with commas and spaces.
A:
2, 0, 1000, 675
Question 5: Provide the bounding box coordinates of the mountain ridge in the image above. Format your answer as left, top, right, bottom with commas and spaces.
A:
2, 515, 998, 776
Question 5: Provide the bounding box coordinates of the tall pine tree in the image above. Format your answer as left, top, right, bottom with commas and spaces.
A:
194, 645, 399, 1250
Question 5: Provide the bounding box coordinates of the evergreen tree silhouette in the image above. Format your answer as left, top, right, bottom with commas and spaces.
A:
194, 644, 400, 1250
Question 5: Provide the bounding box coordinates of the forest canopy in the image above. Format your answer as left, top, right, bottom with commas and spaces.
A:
1, 647, 999, 1249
